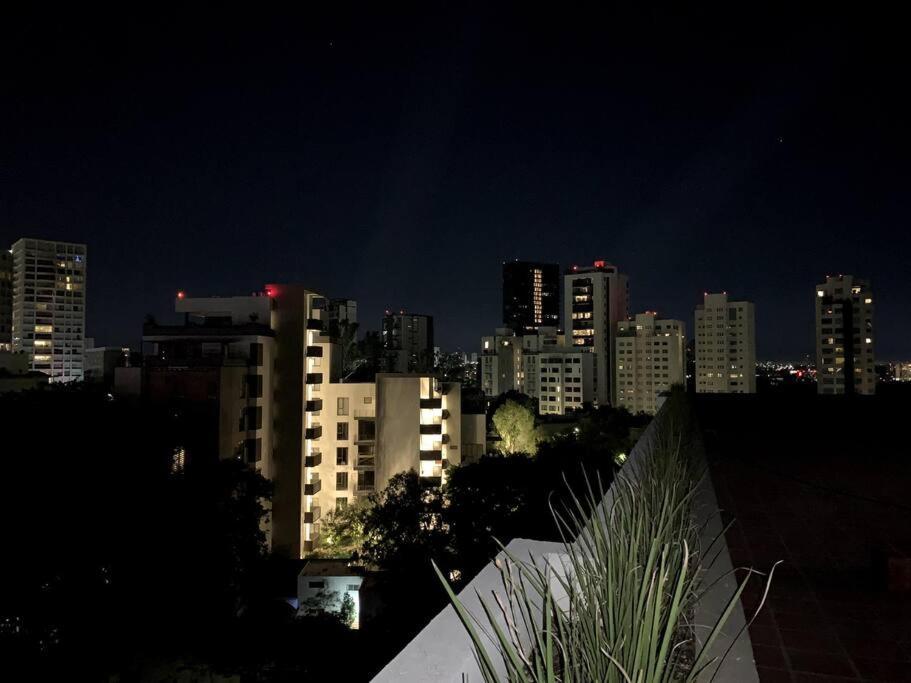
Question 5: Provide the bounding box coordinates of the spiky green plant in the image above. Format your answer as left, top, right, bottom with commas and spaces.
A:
436, 396, 775, 682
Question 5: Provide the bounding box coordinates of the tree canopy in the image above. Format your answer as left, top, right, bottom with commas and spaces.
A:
492, 399, 541, 454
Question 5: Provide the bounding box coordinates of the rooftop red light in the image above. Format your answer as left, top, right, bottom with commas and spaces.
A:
176, 290, 186, 300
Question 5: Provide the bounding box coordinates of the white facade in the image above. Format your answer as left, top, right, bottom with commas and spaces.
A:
694, 293, 756, 394
480, 328, 521, 397
11, 238, 87, 382
563, 262, 628, 406
480, 326, 592, 414
815, 275, 875, 395
536, 349, 594, 415
615, 313, 686, 414
297, 559, 364, 628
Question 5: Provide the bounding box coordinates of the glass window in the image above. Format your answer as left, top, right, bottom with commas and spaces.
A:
337, 397, 349, 416
337, 422, 349, 440
336, 472, 348, 490
336, 447, 348, 466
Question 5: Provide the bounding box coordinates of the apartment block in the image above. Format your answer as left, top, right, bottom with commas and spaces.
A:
382, 311, 434, 373
536, 350, 594, 415
480, 326, 592, 414
502, 260, 559, 334
615, 313, 686, 414
480, 328, 522, 397
480, 326, 562, 398
694, 293, 756, 394
143, 286, 465, 558
563, 261, 628, 406
10, 238, 87, 382
815, 275, 875, 395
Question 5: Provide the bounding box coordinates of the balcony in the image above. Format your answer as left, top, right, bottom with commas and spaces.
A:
420, 398, 442, 410
355, 457, 376, 470
305, 451, 322, 468
419, 449, 442, 460
357, 483, 375, 493
306, 372, 323, 384
419, 423, 442, 435
304, 479, 321, 496
305, 399, 323, 412
306, 345, 323, 357
306, 318, 323, 330
305, 425, 322, 440
304, 507, 321, 524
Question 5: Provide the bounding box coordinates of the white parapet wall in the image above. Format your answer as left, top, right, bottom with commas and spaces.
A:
373, 402, 758, 682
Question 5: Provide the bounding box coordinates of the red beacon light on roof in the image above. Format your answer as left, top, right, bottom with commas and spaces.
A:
176, 290, 186, 300
264, 287, 276, 298
593, 260, 606, 268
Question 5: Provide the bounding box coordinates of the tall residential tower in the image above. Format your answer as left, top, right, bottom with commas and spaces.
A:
11, 238, 87, 382
815, 275, 875, 395
563, 261, 628, 406
615, 312, 686, 414
502, 261, 559, 334
694, 292, 756, 393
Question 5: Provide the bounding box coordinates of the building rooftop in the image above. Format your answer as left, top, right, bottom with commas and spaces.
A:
697, 392, 911, 682
300, 559, 362, 578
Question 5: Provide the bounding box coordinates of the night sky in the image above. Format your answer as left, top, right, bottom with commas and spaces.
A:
2, 7, 908, 359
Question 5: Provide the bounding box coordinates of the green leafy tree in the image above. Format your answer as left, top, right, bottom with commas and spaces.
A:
338, 592, 356, 628
360, 471, 450, 572
312, 500, 370, 558
492, 399, 541, 455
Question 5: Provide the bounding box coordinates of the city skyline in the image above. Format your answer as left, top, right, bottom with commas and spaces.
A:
2, 8, 909, 359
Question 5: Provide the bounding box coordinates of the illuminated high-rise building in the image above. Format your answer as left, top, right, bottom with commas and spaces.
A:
10, 238, 87, 382
815, 275, 875, 395
694, 292, 756, 394
563, 261, 628, 406
615, 312, 686, 414
502, 261, 559, 334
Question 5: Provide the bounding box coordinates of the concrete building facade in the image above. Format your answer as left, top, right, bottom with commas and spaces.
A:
694, 293, 756, 394
143, 286, 465, 558
815, 275, 875, 395
563, 261, 628, 406
382, 311, 434, 373
480, 326, 593, 414
10, 238, 87, 382
615, 312, 686, 414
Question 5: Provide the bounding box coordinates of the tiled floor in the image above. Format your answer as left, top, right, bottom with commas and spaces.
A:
698, 394, 911, 682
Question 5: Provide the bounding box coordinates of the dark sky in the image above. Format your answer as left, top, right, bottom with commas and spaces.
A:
2, 7, 908, 359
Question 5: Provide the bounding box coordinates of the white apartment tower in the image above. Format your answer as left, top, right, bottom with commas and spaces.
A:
563, 261, 628, 406
11, 238, 87, 382
815, 275, 875, 395
694, 292, 756, 393
615, 312, 686, 414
